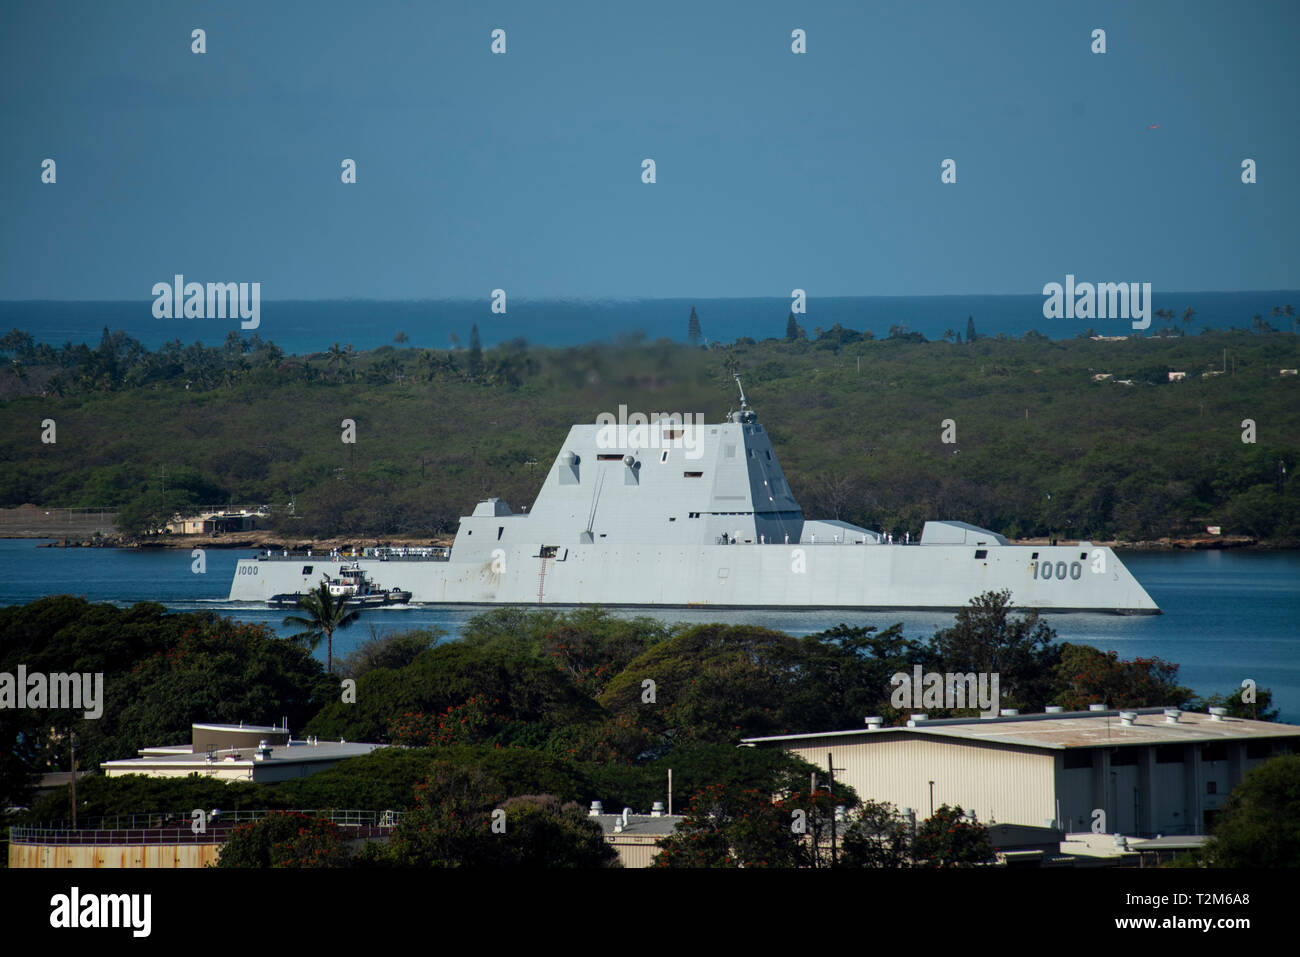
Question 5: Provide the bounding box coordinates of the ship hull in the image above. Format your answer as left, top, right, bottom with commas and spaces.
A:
229, 543, 1160, 614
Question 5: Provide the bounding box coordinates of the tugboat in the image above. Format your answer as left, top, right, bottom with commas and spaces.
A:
267, 563, 412, 608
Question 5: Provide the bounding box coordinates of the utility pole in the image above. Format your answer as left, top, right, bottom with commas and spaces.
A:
809, 771, 818, 868
70, 730, 77, 828
827, 751, 845, 868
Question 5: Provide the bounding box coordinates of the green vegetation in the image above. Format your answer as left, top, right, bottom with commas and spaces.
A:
912, 804, 995, 868
336, 627, 443, 680
652, 789, 993, 868
839, 799, 915, 868
1200, 755, 1300, 867
652, 783, 845, 868
2, 596, 1283, 866
281, 581, 361, 674
216, 811, 352, 868
1, 324, 1297, 541
22, 772, 277, 824
0, 596, 336, 816
376, 765, 617, 869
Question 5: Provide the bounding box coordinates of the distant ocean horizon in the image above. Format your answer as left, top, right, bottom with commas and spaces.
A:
2, 291, 1298, 356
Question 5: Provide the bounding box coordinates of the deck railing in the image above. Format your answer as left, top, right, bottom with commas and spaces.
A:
11, 808, 404, 846
257, 547, 450, 562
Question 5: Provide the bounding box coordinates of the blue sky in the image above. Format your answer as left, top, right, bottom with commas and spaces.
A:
1, 0, 1296, 300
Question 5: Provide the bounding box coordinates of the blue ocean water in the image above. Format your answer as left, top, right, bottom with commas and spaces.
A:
3, 292, 1298, 354
1, 541, 1296, 721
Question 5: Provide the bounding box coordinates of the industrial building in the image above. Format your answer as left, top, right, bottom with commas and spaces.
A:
100, 721, 382, 782
742, 706, 1300, 837
587, 801, 682, 868
165, 508, 265, 535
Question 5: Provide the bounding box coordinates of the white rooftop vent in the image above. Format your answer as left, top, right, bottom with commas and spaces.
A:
999, 709, 1019, 717
864, 716, 883, 730
589, 801, 603, 817
1045, 706, 1064, 714
1089, 704, 1108, 712
908, 714, 929, 726
1164, 709, 1181, 724
1119, 711, 1137, 727
651, 801, 665, 818
1209, 707, 1227, 722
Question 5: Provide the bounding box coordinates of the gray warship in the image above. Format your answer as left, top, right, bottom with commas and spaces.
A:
229, 381, 1160, 614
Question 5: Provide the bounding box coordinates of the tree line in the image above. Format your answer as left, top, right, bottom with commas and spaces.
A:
3, 593, 1287, 867
1, 322, 1297, 542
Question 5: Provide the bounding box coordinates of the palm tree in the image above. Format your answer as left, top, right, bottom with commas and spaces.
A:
326, 343, 345, 380
419, 349, 438, 381
282, 581, 361, 673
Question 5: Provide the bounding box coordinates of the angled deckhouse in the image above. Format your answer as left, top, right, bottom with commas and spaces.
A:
231, 383, 1159, 613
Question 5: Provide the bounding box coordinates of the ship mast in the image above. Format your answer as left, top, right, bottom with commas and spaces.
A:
730, 374, 756, 424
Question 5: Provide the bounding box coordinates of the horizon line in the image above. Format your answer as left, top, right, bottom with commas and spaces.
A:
4, 289, 1300, 305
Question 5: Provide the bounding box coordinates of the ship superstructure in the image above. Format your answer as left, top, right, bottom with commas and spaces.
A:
230, 384, 1159, 614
